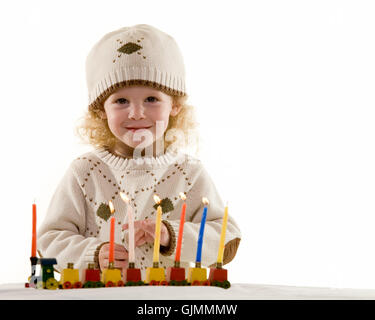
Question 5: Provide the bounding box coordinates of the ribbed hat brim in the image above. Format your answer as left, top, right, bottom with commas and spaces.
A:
89, 78, 186, 111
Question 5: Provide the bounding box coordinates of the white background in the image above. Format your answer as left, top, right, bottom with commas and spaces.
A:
0, 0, 374, 289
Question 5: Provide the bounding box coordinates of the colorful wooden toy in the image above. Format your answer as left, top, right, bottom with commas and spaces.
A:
83, 263, 104, 288
26, 196, 232, 290
101, 262, 123, 287
124, 262, 144, 286
187, 262, 210, 286
209, 263, 230, 289
60, 263, 82, 289
167, 261, 188, 286
38, 258, 59, 290
145, 262, 168, 285
25, 256, 39, 288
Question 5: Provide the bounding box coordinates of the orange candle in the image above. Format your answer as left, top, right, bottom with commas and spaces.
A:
31, 203, 37, 257
175, 192, 187, 262
108, 201, 115, 264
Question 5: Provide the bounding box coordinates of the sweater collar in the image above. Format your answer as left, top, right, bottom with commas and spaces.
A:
93, 147, 182, 170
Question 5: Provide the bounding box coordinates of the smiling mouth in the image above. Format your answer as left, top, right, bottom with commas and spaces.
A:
126, 126, 152, 132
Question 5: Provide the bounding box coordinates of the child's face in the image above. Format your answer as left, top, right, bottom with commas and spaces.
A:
103, 86, 180, 150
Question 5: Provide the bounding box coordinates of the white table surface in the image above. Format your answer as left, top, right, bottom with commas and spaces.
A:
1, 283, 375, 300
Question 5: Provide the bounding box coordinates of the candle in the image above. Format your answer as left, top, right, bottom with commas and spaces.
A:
31, 202, 37, 257
195, 197, 209, 264
217, 202, 229, 264
175, 192, 187, 263
153, 195, 163, 264
108, 201, 115, 265
120, 192, 135, 264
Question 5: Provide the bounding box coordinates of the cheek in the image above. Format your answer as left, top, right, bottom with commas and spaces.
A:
149, 107, 171, 125
106, 113, 125, 132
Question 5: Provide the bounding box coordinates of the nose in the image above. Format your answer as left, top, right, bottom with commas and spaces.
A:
128, 103, 146, 120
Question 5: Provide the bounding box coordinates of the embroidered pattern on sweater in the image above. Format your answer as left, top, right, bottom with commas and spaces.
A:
113, 37, 146, 63
76, 157, 193, 203
153, 197, 174, 214
76, 155, 194, 241
96, 203, 111, 221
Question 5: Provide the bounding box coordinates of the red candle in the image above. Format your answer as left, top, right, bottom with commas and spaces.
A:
108, 201, 115, 264
31, 203, 37, 257
175, 193, 187, 262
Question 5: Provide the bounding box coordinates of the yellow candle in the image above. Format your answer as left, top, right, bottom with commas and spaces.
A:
153, 195, 163, 263
217, 203, 229, 264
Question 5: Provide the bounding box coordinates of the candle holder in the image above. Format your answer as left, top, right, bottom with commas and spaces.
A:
189, 197, 209, 286
124, 262, 144, 286
166, 261, 188, 286
25, 256, 39, 288
60, 262, 82, 289
83, 263, 104, 288
145, 262, 167, 285
209, 262, 230, 289
101, 262, 123, 287
187, 261, 209, 286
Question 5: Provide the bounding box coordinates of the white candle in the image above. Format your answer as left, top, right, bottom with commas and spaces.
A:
127, 203, 135, 263
120, 192, 135, 264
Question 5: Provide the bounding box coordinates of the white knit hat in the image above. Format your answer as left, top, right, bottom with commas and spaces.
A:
85, 24, 187, 110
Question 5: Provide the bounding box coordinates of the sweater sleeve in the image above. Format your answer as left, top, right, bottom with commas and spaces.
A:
161, 163, 242, 267
37, 163, 103, 272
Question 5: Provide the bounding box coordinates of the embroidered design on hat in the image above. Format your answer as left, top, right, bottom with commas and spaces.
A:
118, 42, 142, 54
113, 37, 146, 63
153, 197, 174, 214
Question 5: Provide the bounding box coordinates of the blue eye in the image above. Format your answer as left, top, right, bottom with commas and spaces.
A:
115, 97, 158, 104
146, 96, 158, 102
116, 98, 128, 104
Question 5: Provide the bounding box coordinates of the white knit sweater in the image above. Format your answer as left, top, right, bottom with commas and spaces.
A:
38, 148, 241, 278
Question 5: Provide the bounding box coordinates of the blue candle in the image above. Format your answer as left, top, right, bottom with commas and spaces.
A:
195, 198, 209, 263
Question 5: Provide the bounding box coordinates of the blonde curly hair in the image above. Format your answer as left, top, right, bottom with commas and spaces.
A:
75, 80, 200, 156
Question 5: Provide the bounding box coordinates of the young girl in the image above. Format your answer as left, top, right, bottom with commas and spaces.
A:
38, 24, 241, 278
